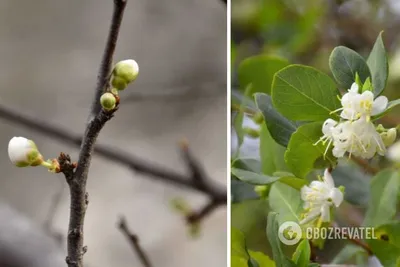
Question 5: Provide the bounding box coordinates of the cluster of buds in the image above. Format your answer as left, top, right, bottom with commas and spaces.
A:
100, 59, 139, 111
316, 80, 396, 159
8, 137, 59, 172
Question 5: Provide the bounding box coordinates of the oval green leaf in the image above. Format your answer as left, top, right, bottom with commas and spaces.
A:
364, 170, 400, 227
329, 46, 371, 89
255, 93, 297, 147
284, 122, 337, 178
367, 32, 388, 96
271, 65, 341, 121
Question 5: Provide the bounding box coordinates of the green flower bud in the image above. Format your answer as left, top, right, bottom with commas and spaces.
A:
100, 92, 117, 111
254, 185, 269, 198
111, 76, 127, 90
252, 111, 264, 125
112, 59, 139, 90
381, 128, 397, 147
243, 127, 260, 138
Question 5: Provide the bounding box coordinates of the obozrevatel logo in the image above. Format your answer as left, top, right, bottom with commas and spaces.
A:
278, 221, 302, 245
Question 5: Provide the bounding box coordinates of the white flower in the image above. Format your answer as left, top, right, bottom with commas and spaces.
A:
300, 169, 343, 225
8, 137, 43, 167
387, 140, 400, 162
334, 82, 388, 120
317, 117, 386, 159
332, 118, 386, 159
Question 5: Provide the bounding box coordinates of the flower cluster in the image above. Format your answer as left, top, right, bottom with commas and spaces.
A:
100, 59, 139, 112
300, 169, 344, 225
316, 82, 395, 159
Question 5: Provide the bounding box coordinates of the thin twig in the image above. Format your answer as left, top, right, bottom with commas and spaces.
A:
186, 200, 221, 225
90, 0, 127, 119
0, 102, 226, 201
64, 1, 127, 266
351, 157, 379, 175
118, 216, 153, 267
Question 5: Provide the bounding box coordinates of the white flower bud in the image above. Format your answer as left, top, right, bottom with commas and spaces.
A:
100, 92, 117, 111
387, 141, 400, 162
112, 59, 139, 90
8, 137, 43, 167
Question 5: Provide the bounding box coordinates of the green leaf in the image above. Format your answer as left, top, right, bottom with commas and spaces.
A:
284, 122, 337, 178
364, 170, 400, 227
232, 168, 307, 190
231, 227, 250, 259
329, 46, 371, 89
367, 32, 388, 96
361, 77, 372, 92
269, 182, 302, 223
255, 93, 297, 147
368, 222, 400, 266
331, 244, 367, 264
266, 212, 297, 267
238, 56, 289, 95
259, 123, 289, 175
277, 177, 308, 190
232, 199, 270, 251
231, 180, 259, 203
372, 99, 400, 121
249, 251, 276, 267
232, 157, 261, 173
232, 256, 248, 267
292, 240, 310, 267
232, 168, 281, 184
271, 64, 341, 121
368, 239, 400, 267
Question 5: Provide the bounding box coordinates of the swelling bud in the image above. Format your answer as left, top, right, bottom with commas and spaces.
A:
380, 128, 397, 147
8, 137, 44, 167
100, 92, 117, 111
112, 59, 139, 90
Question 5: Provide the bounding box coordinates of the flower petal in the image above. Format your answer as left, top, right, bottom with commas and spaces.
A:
372, 96, 388, 115
320, 204, 331, 222
323, 169, 335, 188
330, 188, 344, 207
349, 82, 359, 93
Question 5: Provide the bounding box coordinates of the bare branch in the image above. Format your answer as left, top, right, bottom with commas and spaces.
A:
90, 0, 128, 119
0, 102, 227, 201
66, 110, 116, 267
186, 199, 221, 225
118, 216, 153, 267
63, 0, 128, 266
351, 157, 379, 175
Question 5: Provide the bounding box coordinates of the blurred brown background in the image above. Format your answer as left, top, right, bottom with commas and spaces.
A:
0, 0, 227, 266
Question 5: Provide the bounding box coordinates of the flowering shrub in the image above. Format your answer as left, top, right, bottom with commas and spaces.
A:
232, 32, 400, 266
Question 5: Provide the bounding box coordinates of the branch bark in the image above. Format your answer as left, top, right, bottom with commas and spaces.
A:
63, 1, 127, 266
0, 101, 226, 201
118, 216, 153, 267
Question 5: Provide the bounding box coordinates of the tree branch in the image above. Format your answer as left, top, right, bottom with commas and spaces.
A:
186, 199, 221, 225
0, 102, 226, 201
0, 103, 227, 202
90, 0, 127, 119
118, 216, 153, 267
63, 1, 127, 266
351, 157, 379, 175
